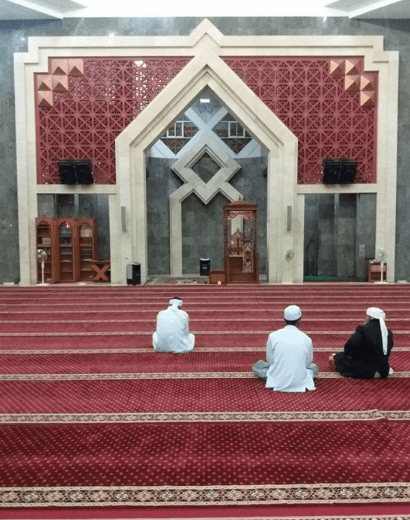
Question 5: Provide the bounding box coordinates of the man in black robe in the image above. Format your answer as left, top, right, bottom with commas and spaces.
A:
332, 307, 393, 379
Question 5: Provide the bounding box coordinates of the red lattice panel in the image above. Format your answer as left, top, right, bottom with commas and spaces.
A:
35, 57, 191, 184
223, 57, 378, 184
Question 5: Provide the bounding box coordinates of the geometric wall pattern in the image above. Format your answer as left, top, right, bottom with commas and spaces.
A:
223, 56, 377, 183
35, 55, 377, 185
35, 57, 191, 184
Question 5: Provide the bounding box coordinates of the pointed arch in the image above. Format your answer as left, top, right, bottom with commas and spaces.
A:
113, 49, 299, 283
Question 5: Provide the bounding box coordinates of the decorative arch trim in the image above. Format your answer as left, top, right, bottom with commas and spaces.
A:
114, 48, 298, 283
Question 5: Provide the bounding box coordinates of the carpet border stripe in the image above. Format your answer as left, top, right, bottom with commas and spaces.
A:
1, 482, 409, 507
1, 372, 410, 381
2, 409, 410, 423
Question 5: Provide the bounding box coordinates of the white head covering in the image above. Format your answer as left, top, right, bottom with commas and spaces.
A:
284, 305, 302, 321
366, 307, 388, 355
169, 298, 183, 309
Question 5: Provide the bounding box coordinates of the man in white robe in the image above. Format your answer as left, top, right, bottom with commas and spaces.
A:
152, 297, 195, 353
253, 305, 318, 392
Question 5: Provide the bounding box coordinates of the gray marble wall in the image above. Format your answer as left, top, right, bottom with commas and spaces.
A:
181, 192, 229, 275
356, 193, 377, 280
146, 158, 183, 275
146, 156, 267, 275
304, 193, 376, 281
336, 194, 357, 279
1, 17, 410, 282
318, 195, 337, 278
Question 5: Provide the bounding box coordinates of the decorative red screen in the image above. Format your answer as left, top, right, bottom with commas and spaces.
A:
35, 55, 377, 185
35, 57, 191, 184
223, 57, 378, 183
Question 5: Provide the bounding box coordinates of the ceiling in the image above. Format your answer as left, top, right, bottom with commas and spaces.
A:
325, 0, 410, 18
0, 0, 85, 20
0, 0, 409, 20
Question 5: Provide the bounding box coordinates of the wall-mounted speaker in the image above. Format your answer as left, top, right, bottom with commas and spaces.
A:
58, 159, 76, 185
339, 160, 357, 184
322, 159, 341, 184
58, 159, 94, 184
322, 159, 357, 185
75, 159, 94, 184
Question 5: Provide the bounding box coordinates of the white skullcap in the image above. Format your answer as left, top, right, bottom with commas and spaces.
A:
366, 307, 388, 355
169, 298, 182, 308
284, 305, 302, 321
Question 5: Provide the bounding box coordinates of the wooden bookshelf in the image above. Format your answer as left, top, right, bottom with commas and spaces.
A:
36, 218, 97, 284
36, 218, 55, 283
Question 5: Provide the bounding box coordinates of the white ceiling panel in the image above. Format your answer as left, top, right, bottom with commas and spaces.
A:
326, 0, 410, 18
0, 0, 409, 21
0, 0, 85, 19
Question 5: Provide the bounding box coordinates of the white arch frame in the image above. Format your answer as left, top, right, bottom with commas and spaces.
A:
115, 45, 298, 284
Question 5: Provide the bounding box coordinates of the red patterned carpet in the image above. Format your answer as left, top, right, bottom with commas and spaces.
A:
1, 283, 410, 520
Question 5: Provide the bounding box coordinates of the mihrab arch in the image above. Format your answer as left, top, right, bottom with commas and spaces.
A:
114, 44, 299, 284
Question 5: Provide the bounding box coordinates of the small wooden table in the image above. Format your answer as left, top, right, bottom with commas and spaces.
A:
90, 260, 110, 282
209, 269, 226, 284
367, 260, 387, 283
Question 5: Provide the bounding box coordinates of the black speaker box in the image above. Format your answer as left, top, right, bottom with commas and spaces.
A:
127, 263, 141, 285
340, 160, 357, 184
200, 258, 211, 276
75, 159, 94, 184
58, 159, 77, 185
322, 159, 341, 184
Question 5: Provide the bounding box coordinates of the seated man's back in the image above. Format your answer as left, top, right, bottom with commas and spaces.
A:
152, 297, 195, 353
253, 305, 318, 392
266, 325, 315, 392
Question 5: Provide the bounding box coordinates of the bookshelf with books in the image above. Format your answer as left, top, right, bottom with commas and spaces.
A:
35, 218, 97, 283
78, 220, 97, 282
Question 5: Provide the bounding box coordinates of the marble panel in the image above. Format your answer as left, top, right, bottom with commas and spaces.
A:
318, 195, 336, 278
181, 191, 229, 274
304, 195, 320, 277
305, 193, 376, 280
146, 158, 183, 275
356, 193, 377, 280
37, 194, 57, 217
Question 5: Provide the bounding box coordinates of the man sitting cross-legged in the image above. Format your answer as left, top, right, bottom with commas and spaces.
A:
152, 297, 195, 353
330, 307, 394, 379
253, 305, 319, 392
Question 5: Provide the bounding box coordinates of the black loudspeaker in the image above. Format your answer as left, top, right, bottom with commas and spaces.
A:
58, 159, 77, 185
322, 159, 341, 184
126, 263, 141, 285
200, 258, 210, 276
339, 160, 357, 184
75, 159, 94, 184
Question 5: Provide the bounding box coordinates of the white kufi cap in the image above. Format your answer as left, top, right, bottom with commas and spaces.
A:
284, 305, 302, 321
